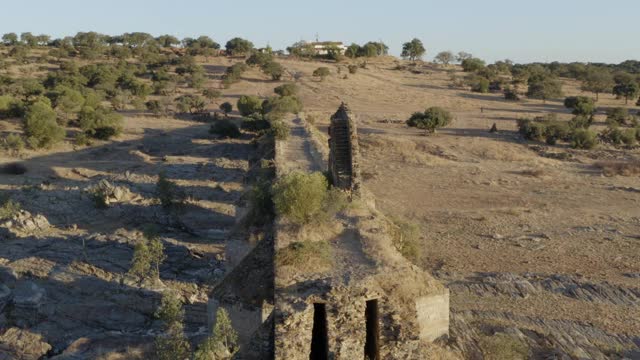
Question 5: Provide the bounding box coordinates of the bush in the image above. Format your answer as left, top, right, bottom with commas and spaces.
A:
274, 83, 298, 97
237, 95, 263, 116
313, 67, 330, 81
621, 129, 637, 145
74, 132, 93, 146
0, 95, 23, 118
128, 229, 166, 281
461, 58, 486, 72
517, 115, 570, 144
78, 106, 123, 140
262, 95, 303, 120
389, 217, 421, 264
241, 115, 270, 133
606, 107, 635, 127
23, 101, 66, 149
348, 65, 358, 74
564, 96, 596, 116
0, 162, 27, 175
0, 197, 21, 220
471, 77, 490, 93
3, 134, 24, 155
156, 172, 186, 210
571, 129, 597, 149
272, 171, 328, 224
245, 179, 274, 226
568, 115, 593, 129
406, 107, 453, 134
210, 119, 241, 138
269, 120, 290, 140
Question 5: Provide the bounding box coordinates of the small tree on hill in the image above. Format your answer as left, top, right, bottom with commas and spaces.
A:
155, 292, 191, 360
194, 308, 239, 360
401, 38, 426, 61
434, 51, 455, 66
406, 107, 453, 134
225, 37, 254, 56
581, 68, 614, 101
23, 101, 65, 149
237, 95, 263, 116
202, 88, 222, 105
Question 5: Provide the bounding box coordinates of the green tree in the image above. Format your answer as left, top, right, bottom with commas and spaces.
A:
581, 68, 614, 101
345, 43, 361, 59
155, 292, 191, 360
457, 51, 473, 62
564, 96, 596, 117
225, 37, 254, 56
262, 61, 284, 80
213, 308, 238, 355
527, 78, 563, 103
156, 171, 186, 210
52, 86, 85, 122
156, 35, 180, 48
2, 33, 18, 46
23, 101, 65, 149
613, 82, 640, 104
401, 38, 426, 61
406, 107, 453, 134
434, 51, 455, 66
176, 94, 206, 114
312, 67, 330, 81
262, 96, 303, 120
461, 58, 486, 72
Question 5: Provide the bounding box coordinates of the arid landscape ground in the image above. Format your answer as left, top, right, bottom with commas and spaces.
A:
0, 45, 639, 359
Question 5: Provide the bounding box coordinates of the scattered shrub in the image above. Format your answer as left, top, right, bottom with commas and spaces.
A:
274, 83, 298, 97
564, 96, 596, 116
389, 217, 421, 263
568, 115, 593, 129
262, 95, 303, 120
606, 107, 635, 127
406, 107, 453, 134
78, 106, 123, 140
348, 65, 358, 74
245, 179, 274, 226
517, 115, 570, 144
262, 61, 284, 81
0, 197, 21, 219
156, 172, 186, 210
571, 128, 598, 149
313, 67, 330, 81
266, 120, 289, 140
2, 134, 24, 155
128, 229, 166, 281
210, 119, 241, 138
237, 95, 263, 116
74, 132, 93, 146
23, 101, 65, 149
241, 115, 270, 133
272, 171, 328, 224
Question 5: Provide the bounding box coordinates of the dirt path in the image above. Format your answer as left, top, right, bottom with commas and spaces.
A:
280, 117, 325, 174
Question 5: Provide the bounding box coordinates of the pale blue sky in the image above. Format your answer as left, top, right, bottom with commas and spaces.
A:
1, 0, 638, 64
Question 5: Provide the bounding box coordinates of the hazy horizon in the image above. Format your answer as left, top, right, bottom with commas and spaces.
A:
2, 0, 639, 64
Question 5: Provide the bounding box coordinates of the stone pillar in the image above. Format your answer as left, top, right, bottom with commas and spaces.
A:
328, 103, 362, 197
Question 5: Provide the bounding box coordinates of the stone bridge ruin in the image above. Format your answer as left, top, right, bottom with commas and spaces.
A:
208, 103, 449, 359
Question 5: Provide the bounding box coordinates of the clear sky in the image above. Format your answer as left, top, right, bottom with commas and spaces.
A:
2, 0, 638, 64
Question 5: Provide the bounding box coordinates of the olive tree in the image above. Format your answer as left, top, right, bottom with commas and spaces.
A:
23, 101, 65, 149
434, 51, 455, 66
613, 82, 640, 104
564, 96, 596, 117
581, 68, 614, 101
401, 38, 426, 61
406, 107, 453, 134
225, 37, 254, 56
527, 78, 563, 103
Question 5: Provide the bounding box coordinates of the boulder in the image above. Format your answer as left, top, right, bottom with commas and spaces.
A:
91, 179, 133, 205
0, 210, 50, 236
